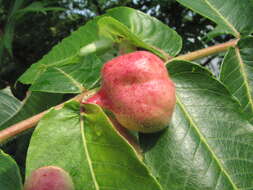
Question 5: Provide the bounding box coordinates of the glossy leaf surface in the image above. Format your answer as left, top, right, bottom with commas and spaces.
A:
0, 150, 22, 190
19, 18, 105, 93
140, 61, 253, 190
102, 7, 182, 57
26, 102, 162, 190
29, 54, 103, 93
220, 37, 253, 123
176, 0, 253, 38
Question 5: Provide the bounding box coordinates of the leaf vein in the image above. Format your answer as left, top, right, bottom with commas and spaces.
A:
235, 47, 253, 113
54, 67, 84, 92
176, 94, 239, 190
80, 116, 100, 190
203, 0, 240, 37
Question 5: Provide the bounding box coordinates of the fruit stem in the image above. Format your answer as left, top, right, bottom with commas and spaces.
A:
166, 39, 238, 64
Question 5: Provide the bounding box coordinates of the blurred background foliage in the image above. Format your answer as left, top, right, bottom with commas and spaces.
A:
0, 0, 232, 99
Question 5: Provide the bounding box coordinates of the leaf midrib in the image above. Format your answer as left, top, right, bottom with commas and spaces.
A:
235, 47, 253, 112
203, 0, 240, 37
176, 95, 239, 190
54, 67, 85, 92
80, 115, 100, 190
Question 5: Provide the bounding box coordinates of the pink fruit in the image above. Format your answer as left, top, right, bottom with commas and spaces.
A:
84, 51, 176, 133
24, 166, 74, 190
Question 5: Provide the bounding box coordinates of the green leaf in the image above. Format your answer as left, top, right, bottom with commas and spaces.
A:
0, 40, 4, 66
0, 88, 62, 131
176, 0, 253, 38
0, 88, 22, 128
220, 37, 253, 123
3, 21, 15, 57
140, 60, 253, 190
8, 0, 25, 16
102, 7, 182, 57
2, 0, 26, 57
0, 150, 22, 190
19, 18, 105, 87
98, 16, 168, 59
29, 54, 103, 93
26, 101, 162, 190
13, 2, 65, 19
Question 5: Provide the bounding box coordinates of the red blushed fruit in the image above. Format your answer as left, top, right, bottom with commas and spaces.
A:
84, 51, 176, 133
24, 166, 74, 190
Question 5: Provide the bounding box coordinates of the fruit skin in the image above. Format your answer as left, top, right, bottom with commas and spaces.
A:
85, 51, 176, 133
24, 166, 74, 190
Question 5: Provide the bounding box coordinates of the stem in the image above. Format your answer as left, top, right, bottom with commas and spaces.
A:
166, 39, 238, 64
0, 39, 239, 143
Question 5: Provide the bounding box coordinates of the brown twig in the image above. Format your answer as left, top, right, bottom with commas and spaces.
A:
166, 39, 238, 64
0, 93, 85, 143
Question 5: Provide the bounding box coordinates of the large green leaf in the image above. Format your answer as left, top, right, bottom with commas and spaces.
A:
0, 150, 22, 190
18, 18, 107, 90
28, 54, 103, 93
176, 0, 253, 38
140, 60, 253, 190
0, 88, 62, 131
101, 7, 182, 57
26, 101, 162, 190
220, 37, 253, 123
19, 7, 181, 93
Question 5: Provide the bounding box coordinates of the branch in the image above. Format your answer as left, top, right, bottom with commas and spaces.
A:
166, 39, 238, 64
0, 93, 86, 143
0, 39, 239, 143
